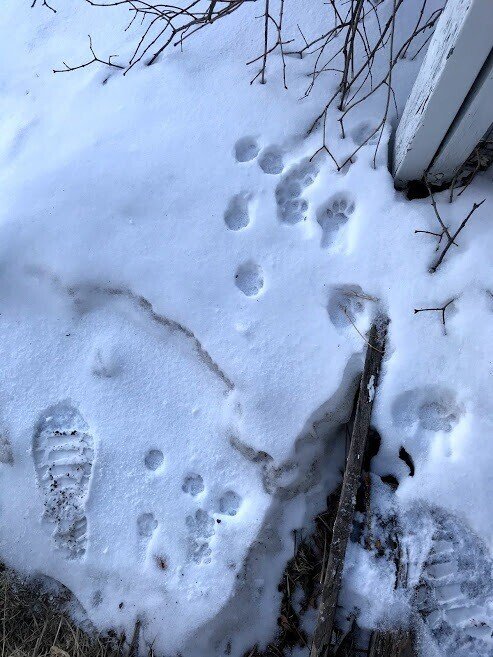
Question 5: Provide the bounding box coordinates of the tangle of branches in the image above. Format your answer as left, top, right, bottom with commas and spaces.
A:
41, 0, 445, 174
84, 0, 261, 74
294, 0, 443, 169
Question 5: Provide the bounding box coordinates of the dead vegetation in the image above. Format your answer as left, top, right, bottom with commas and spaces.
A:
0, 566, 121, 657
243, 488, 342, 657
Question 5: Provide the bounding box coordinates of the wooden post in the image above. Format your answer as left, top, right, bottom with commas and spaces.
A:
393, 0, 493, 187
310, 319, 388, 657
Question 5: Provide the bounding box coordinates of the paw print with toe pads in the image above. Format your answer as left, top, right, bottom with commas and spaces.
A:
317, 194, 355, 248
182, 472, 205, 497
186, 508, 215, 564
217, 490, 242, 516
392, 387, 463, 434
275, 159, 319, 225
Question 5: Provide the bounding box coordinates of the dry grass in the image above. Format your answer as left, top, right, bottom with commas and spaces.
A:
244, 487, 342, 657
0, 565, 121, 657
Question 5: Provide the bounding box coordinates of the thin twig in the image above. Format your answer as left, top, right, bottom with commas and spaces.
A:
430, 199, 486, 272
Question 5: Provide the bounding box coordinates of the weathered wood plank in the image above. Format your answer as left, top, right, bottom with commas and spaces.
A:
428, 48, 493, 185
393, 0, 493, 186
368, 628, 415, 657
310, 319, 388, 657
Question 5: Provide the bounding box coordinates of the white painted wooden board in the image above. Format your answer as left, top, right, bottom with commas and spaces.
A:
393, 0, 493, 186
428, 49, 493, 184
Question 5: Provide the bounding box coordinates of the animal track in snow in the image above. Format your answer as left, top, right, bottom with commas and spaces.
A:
258, 146, 284, 174
317, 194, 355, 248
275, 159, 319, 224
217, 490, 242, 516
137, 512, 158, 538
137, 512, 158, 558
33, 402, 94, 559
327, 285, 370, 330
185, 509, 215, 564
392, 387, 463, 433
235, 262, 264, 297
351, 121, 378, 146
182, 473, 205, 497
410, 507, 493, 656
144, 449, 164, 471
224, 193, 251, 231
234, 136, 260, 163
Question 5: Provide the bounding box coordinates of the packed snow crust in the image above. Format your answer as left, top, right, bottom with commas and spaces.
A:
1, 1, 493, 656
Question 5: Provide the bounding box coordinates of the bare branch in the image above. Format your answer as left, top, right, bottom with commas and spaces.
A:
430, 199, 486, 273
53, 35, 124, 73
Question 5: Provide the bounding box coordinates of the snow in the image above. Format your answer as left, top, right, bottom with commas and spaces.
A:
1, 1, 493, 656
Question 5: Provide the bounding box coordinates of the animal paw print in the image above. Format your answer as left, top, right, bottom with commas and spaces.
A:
182, 472, 205, 497
217, 490, 242, 516
224, 193, 251, 231
144, 448, 164, 471
185, 508, 215, 564
407, 506, 493, 656
235, 261, 264, 297
327, 285, 372, 330
317, 194, 355, 248
137, 511, 158, 558
234, 136, 260, 163
258, 146, 284, 175
392, 387, 463, 434
33, 402, 95, 559
275, 159, 319, 224
182, 473, 243, 565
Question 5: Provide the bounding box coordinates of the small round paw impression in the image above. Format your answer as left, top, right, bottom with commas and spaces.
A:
234, 136, 260, 163
144, 449, 164, 471
327, 285, 368, 330
137, 512, 158, 537
218, 491, 242, 516
224, 193, 251, 231
258, 146, 284, 175
235, 262, 264, 297
317, 194, 355, 248
182, 473, 205, 497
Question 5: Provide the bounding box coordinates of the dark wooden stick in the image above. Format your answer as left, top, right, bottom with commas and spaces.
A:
430, 199, 485, 273
310, 318, 388, 657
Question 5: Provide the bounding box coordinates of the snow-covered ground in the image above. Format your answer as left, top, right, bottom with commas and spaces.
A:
1, 1, 493, 656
